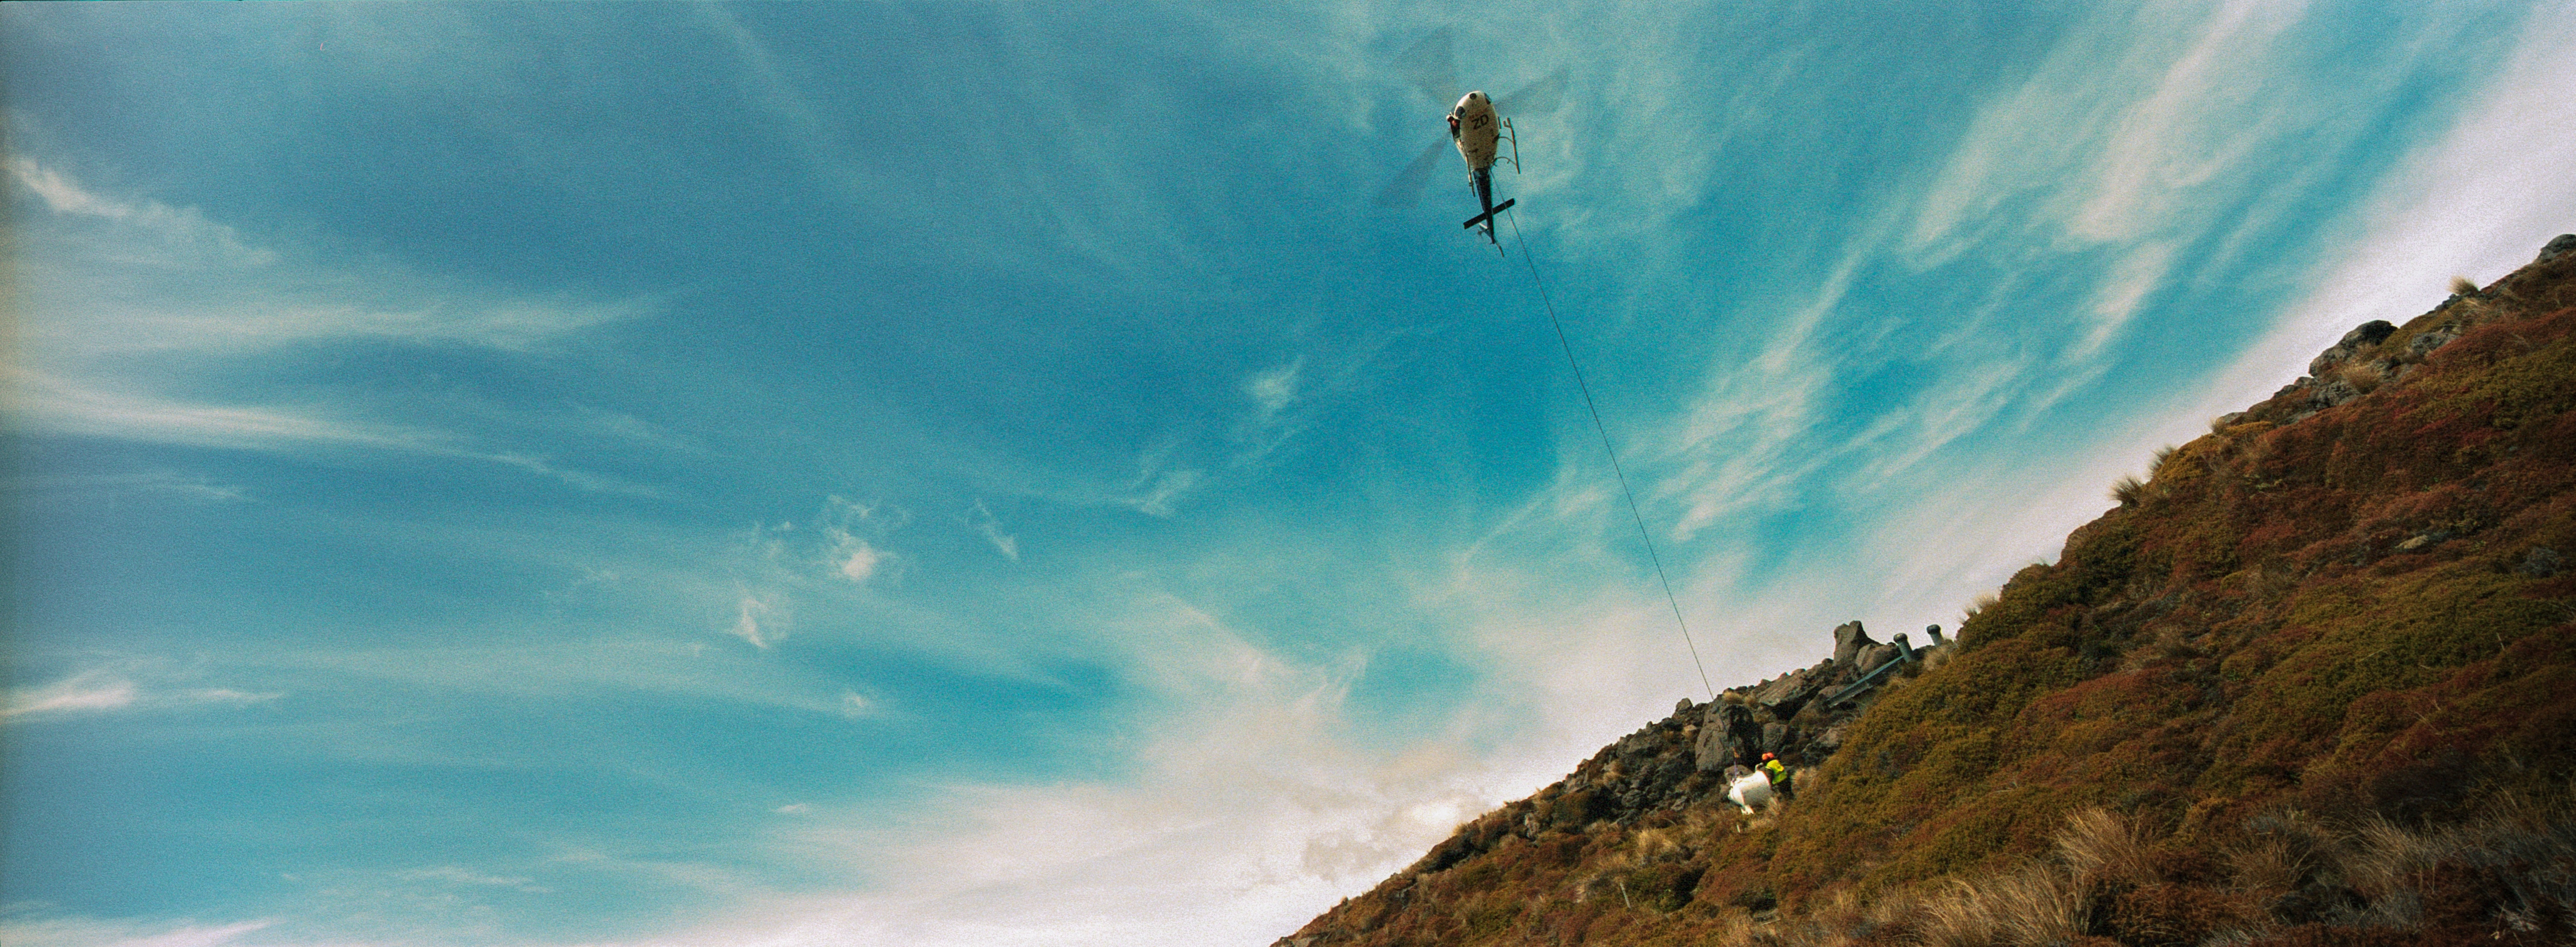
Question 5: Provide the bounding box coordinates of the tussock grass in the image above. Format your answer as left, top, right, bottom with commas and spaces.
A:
2451, 274, 2480, 296
1918, 862, 2089, 947
2111, 473, 2146, 507
2147, 444, 2178, 479
1962, 591, 1999, 623
2055, 808, 2157, 889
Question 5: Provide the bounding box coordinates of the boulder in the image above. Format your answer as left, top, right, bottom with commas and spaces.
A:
1831, 620, 1875, 666
1856, 642, 1901, 676
2307, 320, 2396, 377
2407, 324, 2461, 358
1760, 721, 1800, 758
2308, 377, 2364, 410
1756, 668, 1828, 720
2537, 233, 2576, 265
1695, 702, 1762, 772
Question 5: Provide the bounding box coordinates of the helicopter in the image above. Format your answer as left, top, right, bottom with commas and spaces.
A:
1372, 30, 1564, 246
1449, 90, 1517, 243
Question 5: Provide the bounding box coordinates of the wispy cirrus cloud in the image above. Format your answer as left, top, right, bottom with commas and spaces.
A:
7, 158, 683, 500
0, 470, 248, 502
0, 918, 275, 947
9, 159, 651, 357
8, 370, 662, 496
967, 500, 1019, 561
3, 667, 283, 720
8, 159, 663, 494
1903, 0, 2313, 262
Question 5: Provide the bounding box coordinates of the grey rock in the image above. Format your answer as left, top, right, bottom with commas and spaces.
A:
2408, 324, 2462, 358
1695, 702, 1762, 771
1815, 723, 1848, 751
1857, 642, 1901, 676
1676, 698, 1696, 717
2308, 320, 2397, 377
1750, 667, 1827, 720
2538, 233, 2576, 265
2308, 377, 2363, 410
2522, 547, 2563, 579
1760, 721, 1790, 756
1831, 620, 1875, 666
2344, 319, 2398, 347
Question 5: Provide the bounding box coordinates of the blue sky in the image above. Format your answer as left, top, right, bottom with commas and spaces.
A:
5, 2, 2573, 945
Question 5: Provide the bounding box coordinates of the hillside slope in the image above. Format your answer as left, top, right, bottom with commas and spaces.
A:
1278, 234, 2576, 947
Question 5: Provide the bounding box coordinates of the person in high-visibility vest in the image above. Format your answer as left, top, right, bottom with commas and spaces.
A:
1761, 753, 1793, 800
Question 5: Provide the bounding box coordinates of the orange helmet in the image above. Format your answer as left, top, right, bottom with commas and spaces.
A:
1762, 753, 1776, 761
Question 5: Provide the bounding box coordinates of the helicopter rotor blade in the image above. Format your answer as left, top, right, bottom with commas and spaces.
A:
1396, 27, 1458, 104
1375, 140, 1448, 208
1494, 67, 1568, 117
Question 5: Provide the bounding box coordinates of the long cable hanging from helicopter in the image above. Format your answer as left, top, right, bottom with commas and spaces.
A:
1415, 76, 1718, 701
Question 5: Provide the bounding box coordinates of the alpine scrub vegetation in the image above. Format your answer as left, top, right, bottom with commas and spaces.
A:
1277, 235, 2576, 947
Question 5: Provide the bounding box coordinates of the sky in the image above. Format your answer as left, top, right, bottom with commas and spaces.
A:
4, 2, 2573, 945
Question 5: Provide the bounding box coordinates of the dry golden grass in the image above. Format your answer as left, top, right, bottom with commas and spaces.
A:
2223, 831, 2320, 893
1963, 591, 1999, 623
2054, 808, 2157, 889
1918, 863, 2088, 947
2450, 274, 2480, 296
1708, 909, 1762, 947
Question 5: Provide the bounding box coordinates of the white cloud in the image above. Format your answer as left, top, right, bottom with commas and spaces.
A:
8, 371, 661, 496
0, 919, 275, 947
10, 369, 426, 452
8, 157, 277, 267
1903, 0, 2285, 259
11, 159, 648, 357
2071, 240, 2180, 360
1244, 359, 1301, 417
186, 688, 286, 705
400, 865, 550, 893
836, 538, 884, 583
730, 592, 777, 649
969, 501, 1020, 560
3, 667, 285, 720
4, 670, 139, 718
0, 470, 248, 502
561, 590, 1526, 947
8, 160, 664, 497
2064, 0, 2308, 243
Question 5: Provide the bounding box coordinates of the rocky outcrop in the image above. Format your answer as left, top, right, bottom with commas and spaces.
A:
2306, 319, 2396, 377
1278, 233, 2576, 947
1273, 621, 1944, 947
2538, 232, 2576, 265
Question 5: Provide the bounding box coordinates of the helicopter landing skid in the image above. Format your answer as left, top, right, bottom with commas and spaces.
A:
1463, 198, 1516, 235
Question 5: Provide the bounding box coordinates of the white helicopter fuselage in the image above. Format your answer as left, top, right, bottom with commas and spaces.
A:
1449, 90, 1500, 172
